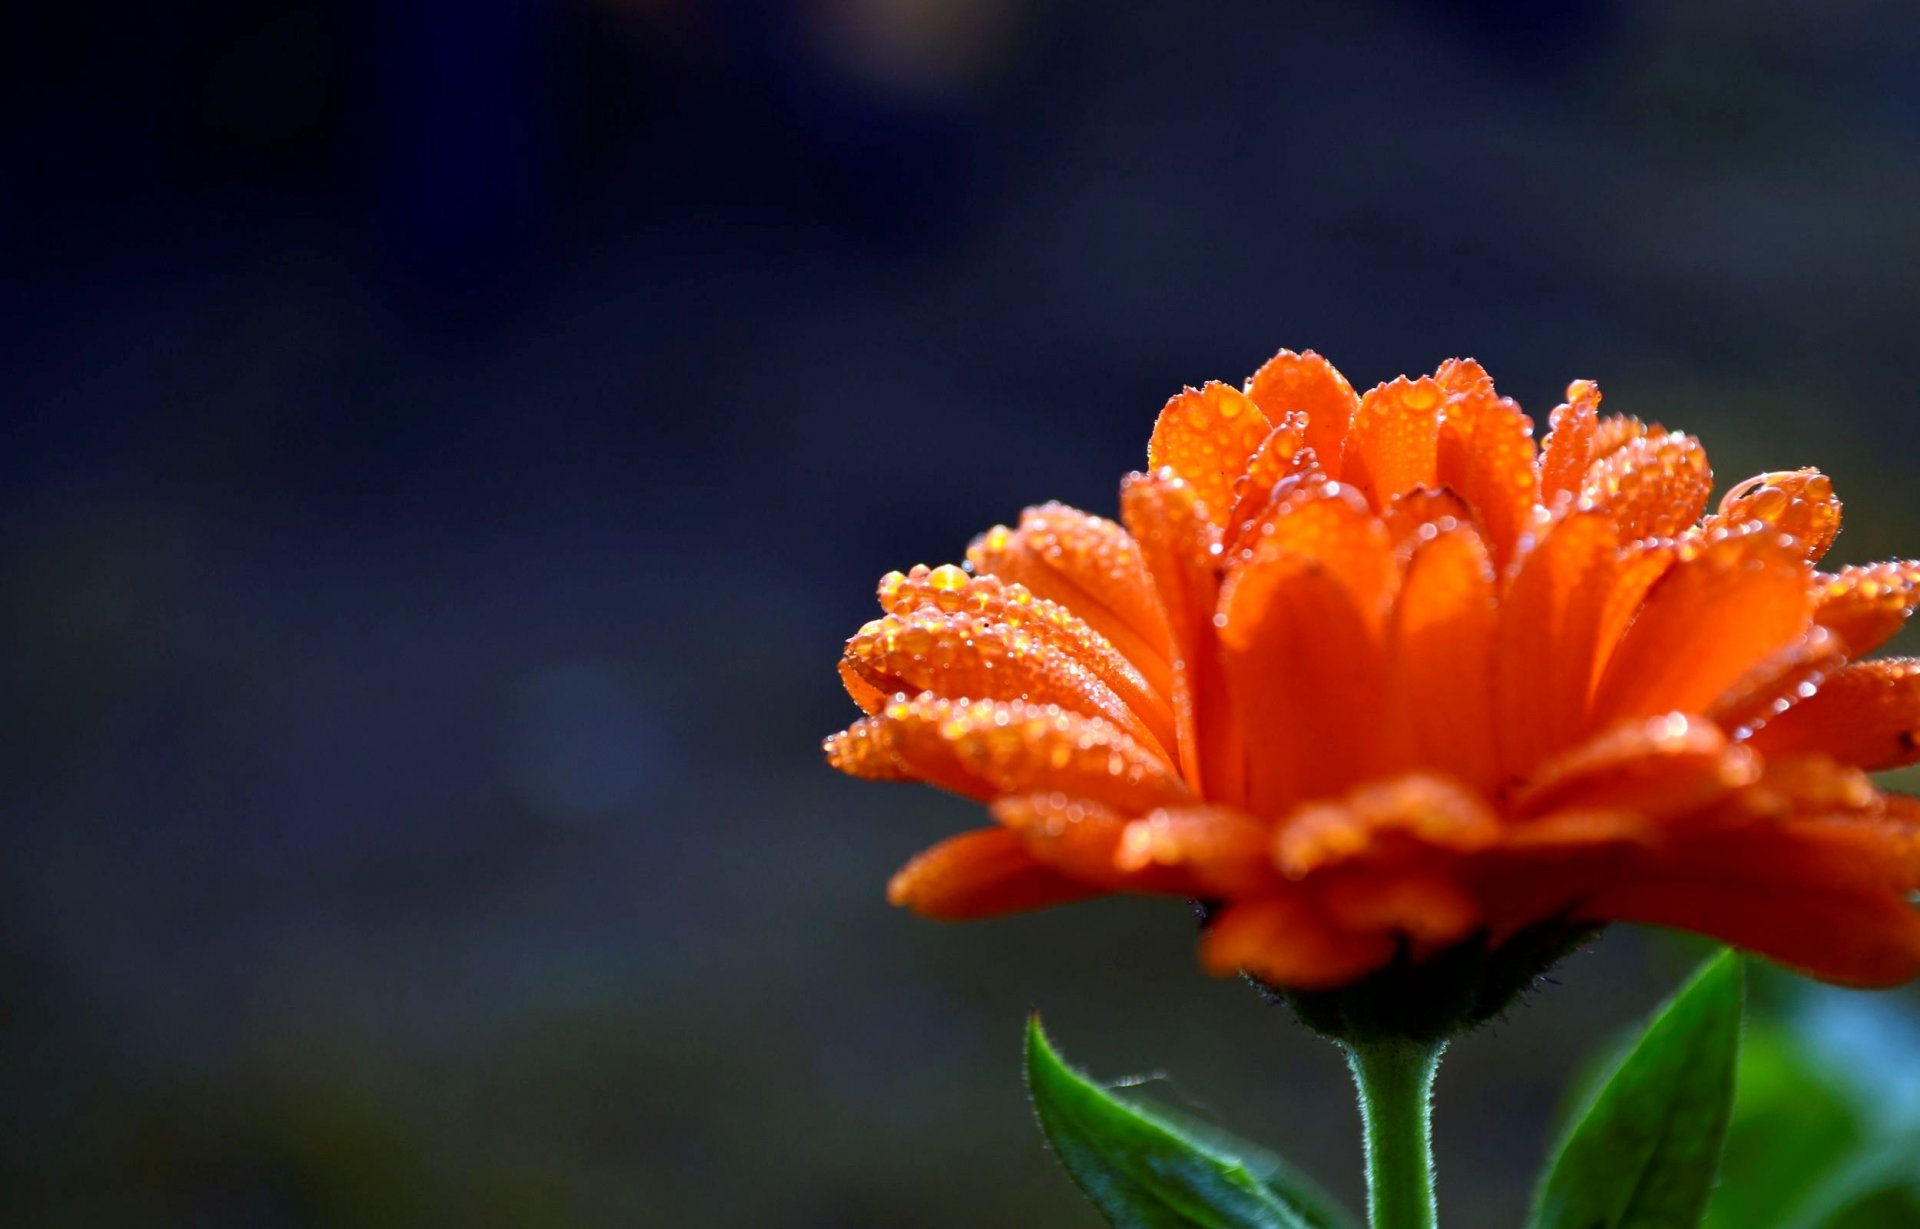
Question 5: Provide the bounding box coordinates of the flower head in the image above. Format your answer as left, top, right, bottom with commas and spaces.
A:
827, 351, 1920, 1003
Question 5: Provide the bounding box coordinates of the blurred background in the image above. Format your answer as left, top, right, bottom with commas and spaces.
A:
6, 0, 1920, 1224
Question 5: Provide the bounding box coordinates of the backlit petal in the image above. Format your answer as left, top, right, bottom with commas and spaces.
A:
1813, 560, 1920, 657
1344, 377, 1444, 509
1245, 348, 1360, 474
1538, 380, 1601, 503
1381, 524, 1500, 790
1706, 470, 1842, 562
1200, 896, 1398, 989
888, 828, 1105, 919
1436, 384, 1538, 569
1148, 383, 1274, 529
1747, 659, 1920, 771
1580, 430, 1712, 542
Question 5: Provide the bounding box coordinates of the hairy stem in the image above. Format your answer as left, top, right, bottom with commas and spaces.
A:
1345, 1038, 1445, 1229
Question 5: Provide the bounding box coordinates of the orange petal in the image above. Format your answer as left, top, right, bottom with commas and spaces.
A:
1588, 540, 1679, 687
887, 828, 1104, 919
1224, 415, 1316, 549
1511, 713, 1757, 820
1381, 523, 1500, 790
1494, 511, 1621, 777
1245, 349, 1360, 475
991, 794, 1164, 891
1590, 531, 1812, 726
1579, 430, 1713, 542
840, 656, 892, 715
841, 608, 1165, 756
1746, 659, 1920, 771
1380, 487, 1474, 550
1436, 384, 1538, 570
1199, 896, 1397, 990
1538, 380, 1601, 504
1321, 871, 1482, 948
1219, 544, 1384, 813
876, 695, 1191, 812
1343, 377, 1444, 509
1706, 470, 1841, 562
1148, 383, 1274, 529
1433, 357, 1495, 397
1121, 470, 1246, 803
968, 504, 1173, 692
1230, 482, 1396, 627
824, 717, 914, 781
1812, 561, 1920, 657
1589, 413, 1648, 460
1116, 805, 1282, 897
1579, 878, 1920, 988
1275, 774, 1501, 877
877, 564, 1176, 753
1707, 628, 1844, 741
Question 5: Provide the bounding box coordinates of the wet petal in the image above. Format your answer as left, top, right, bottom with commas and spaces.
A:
1344, 377, 1444, 508
1230, 482, 1396, 626
1148, 382, 1274, 529
1381, 523, 1500, 790
875, 694, 1191, 813
1224, 414, 1316, 549
1708, 625, 1845, 737
1121, 470, 1246, 803
1321, 871, 1482, 948
1275, 775, 1501, 877
1199, 896, 1398, 989
1116, 805, 1281, 897
1538, 380, 1601, 504
841, 607, 1165, 754
1706, 470, 1842, 562
1591, 531, 1812, 726
1219, 545, 1384, 813
969, 504, 1173, 690
1580, 878, 1920, 988
1747, 659, 1920, 771
1812, 560, 1920, 657
1245, 348, 1360, 474
888, 828, 1105, 918
1511, 713, 1758, 820
1436, 384, 1538, 569
878, 564, 1176, 752
1495, 512, 1621, 776
1580, 430, 1712, 542
824, 717, 914, 781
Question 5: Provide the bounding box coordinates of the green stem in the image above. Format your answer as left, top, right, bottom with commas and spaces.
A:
1345, 1038, 1446, 1229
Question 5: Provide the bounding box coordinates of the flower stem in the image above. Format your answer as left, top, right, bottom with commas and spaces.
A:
1345, 1038, 1445, 1229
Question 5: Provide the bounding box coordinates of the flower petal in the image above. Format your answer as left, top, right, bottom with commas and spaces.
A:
1511, 713, 1757, 820
1230, 481, 1396, 626
1436, 383, 1538, 569
1706, 470, 1842, 562
1219, 539, 1385, 813
1812, 560, 1920, 657
1538, 379, 1601, 504
842, 608, 1165, 755
887, 828, 1104, 919
1199, 896, 1398, 989
1580, 878, 1920, 988
1746, 659, 1920, 771
991, 794, 1158, 890
824, 717, 914, 781
1116, 805, 1282, 897
1495, 511, 1621, 776
875, 694, 1191, 812
1224, 414, 1316, 549
1321, 871, 1482, 948
1245, 348, 1359, 475
1591, 530, 1813, 726
1343, 377, 1444, 509
1579, 430, 1712, 542
1381, 523, 1500, 790
1275, 774, 1501, 876
877, 564, 1176, 753
1121, 470, 1246, 803
1148, 383, 1274, 530
968, 504, 1174, 691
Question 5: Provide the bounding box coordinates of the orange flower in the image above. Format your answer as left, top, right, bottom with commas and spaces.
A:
826, 351, 1920, 994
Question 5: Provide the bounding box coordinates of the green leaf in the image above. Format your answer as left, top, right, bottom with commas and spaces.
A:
1531, 950, 1746, 1229
1025, 1015, 1355, 1229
